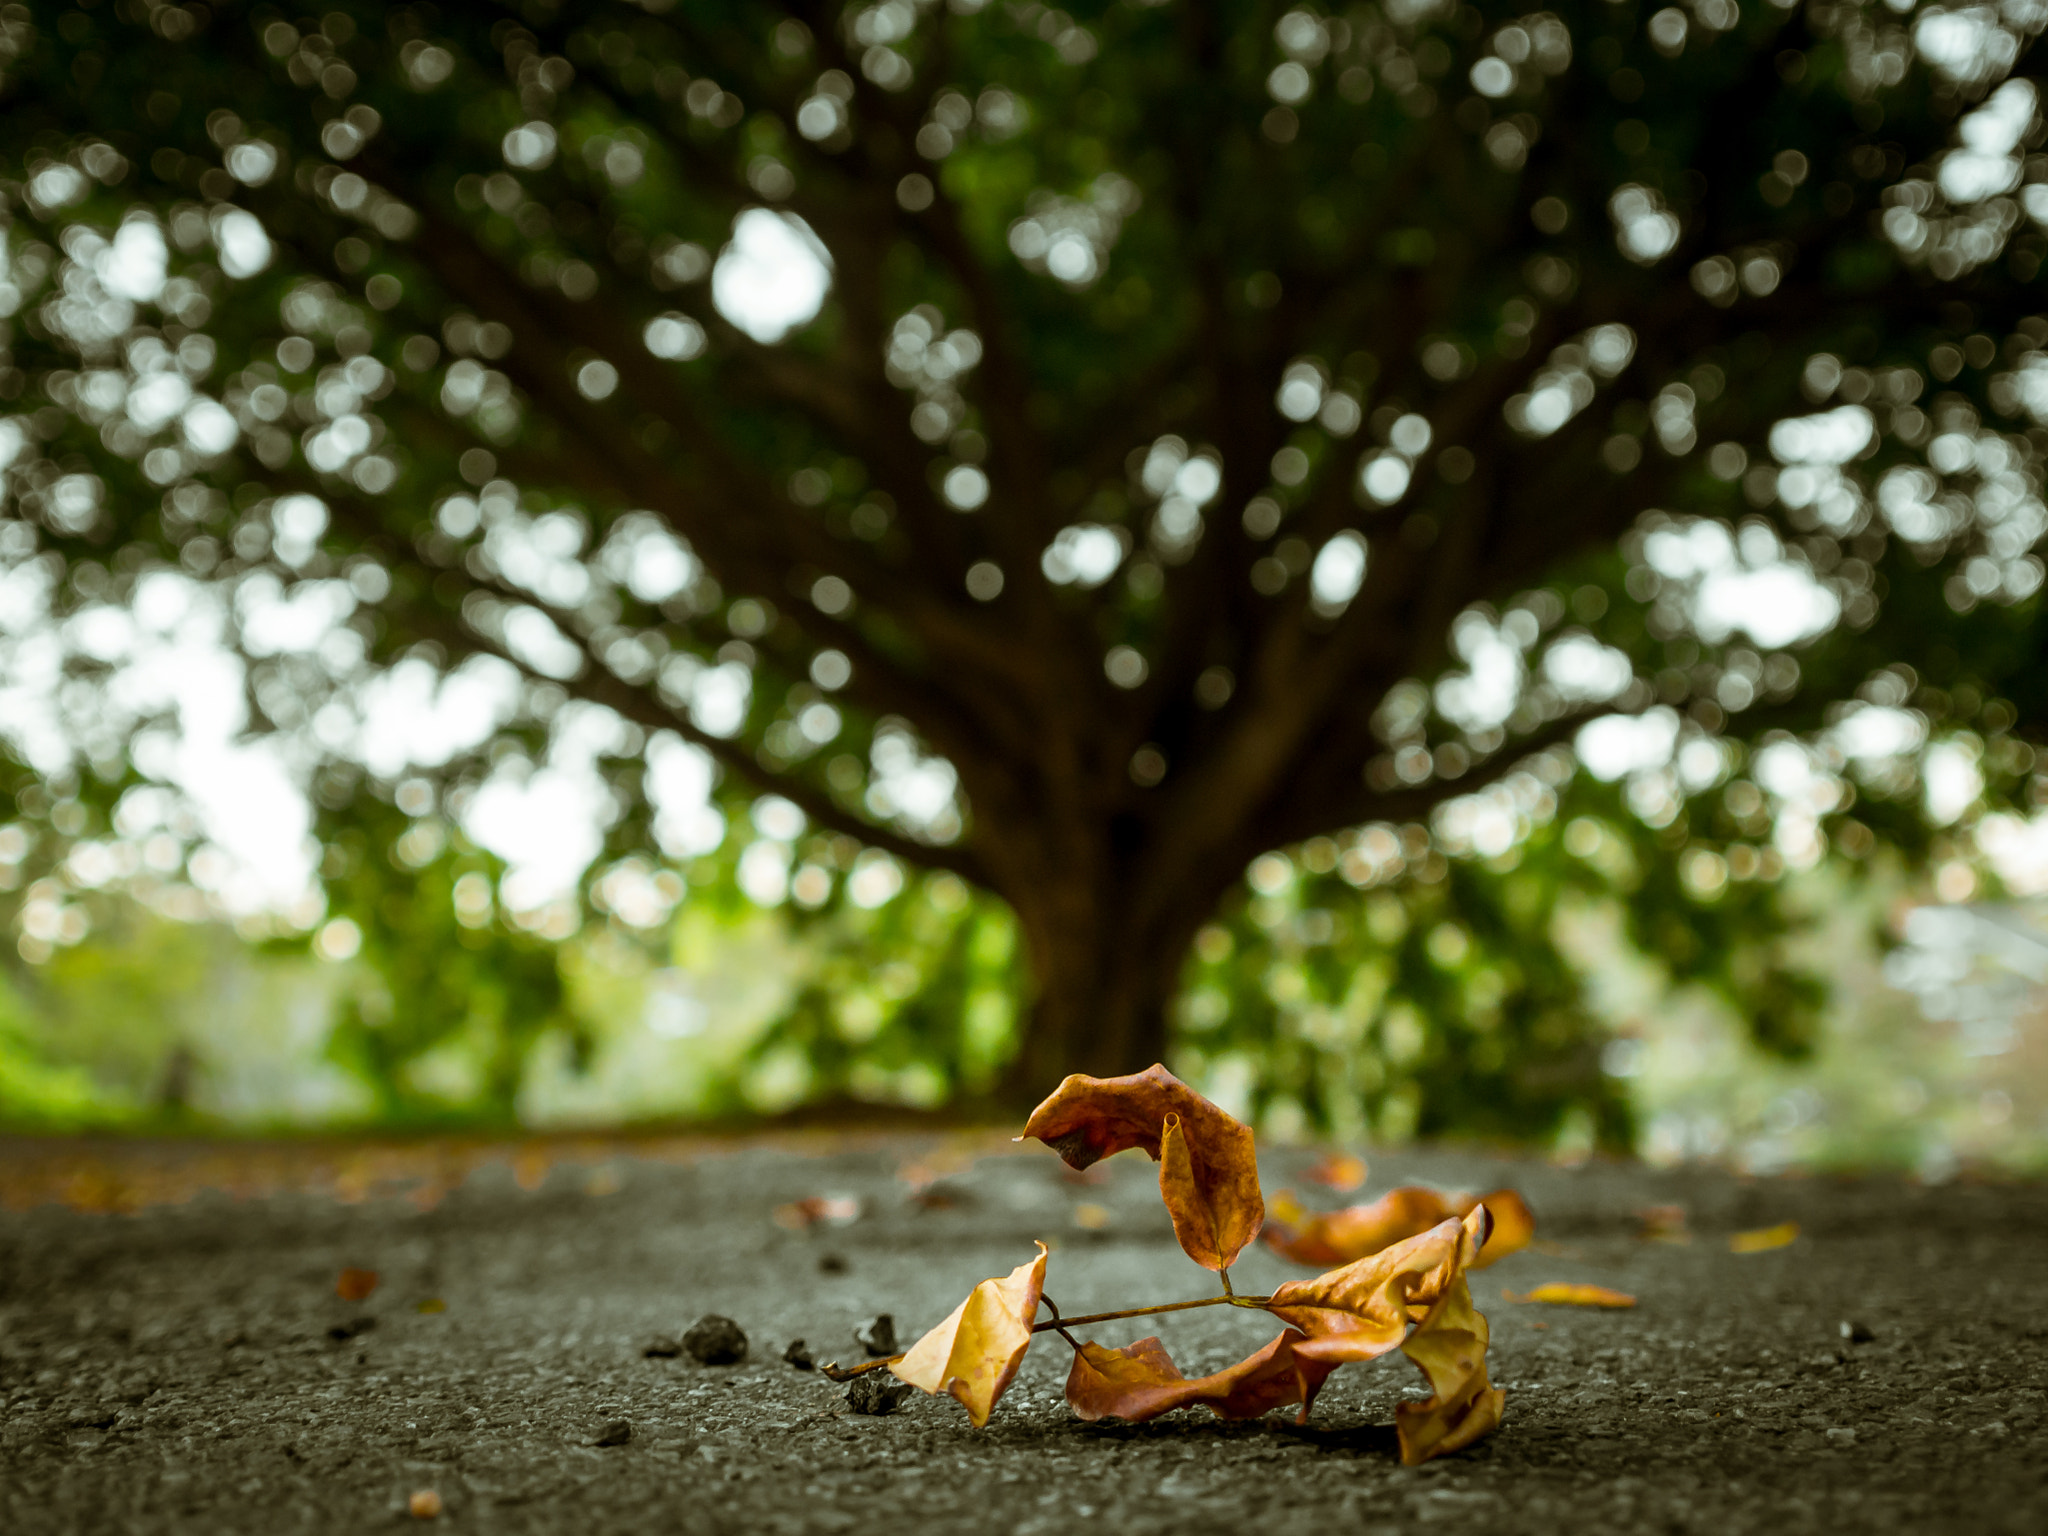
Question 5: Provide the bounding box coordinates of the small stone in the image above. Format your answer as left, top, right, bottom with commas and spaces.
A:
682, 1315, 749, 1366
783, 1339, 815, 1370
1839, 1319, 1876, 1345
855, 1315, 897, 1357
846, 1372, 913, 1416
327, 1316, 376, 1342
408, 1489, 443, 1520
818, 1253, 848, 1275
643, 1335, 682, 1359
594, 1418, 632, 1447
1824, 1427, 1856, 1446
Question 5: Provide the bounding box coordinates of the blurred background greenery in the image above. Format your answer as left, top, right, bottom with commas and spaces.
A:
3, 0, 2047, 1176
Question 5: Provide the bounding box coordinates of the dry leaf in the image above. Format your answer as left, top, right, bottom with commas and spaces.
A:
1729, 1221, 1799, 1254
1504, 1283, 1637, 1308
1064, 1329, 1338, 1424
1305, 1152, 1370, 1191
1263, 1185, 1534, 1269
891, 1242, 1048, 1427
1266, 1206, 1503, 1464
1393, 1268, 1507, 1466
773, 1196, 861, 1230
336, 1267, 379, 1302
1637, 1205, 1691, 1244
1021, 1064, 1263, 1273
1073, 1202, 1111, 1231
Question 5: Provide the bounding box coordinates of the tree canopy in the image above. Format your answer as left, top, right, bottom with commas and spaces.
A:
2, 0, 2047, 1128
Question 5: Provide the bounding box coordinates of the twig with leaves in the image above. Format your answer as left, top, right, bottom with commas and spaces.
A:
821, 1066, 1509, 1466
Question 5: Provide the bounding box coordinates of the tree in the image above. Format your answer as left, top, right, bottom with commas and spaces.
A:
3, 0, 2046, 1100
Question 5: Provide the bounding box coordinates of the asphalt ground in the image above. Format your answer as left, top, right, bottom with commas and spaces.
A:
2, 1133, 2044, 1534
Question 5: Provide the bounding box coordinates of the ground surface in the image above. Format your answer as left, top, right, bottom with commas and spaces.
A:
1, 1132, 2045, 1535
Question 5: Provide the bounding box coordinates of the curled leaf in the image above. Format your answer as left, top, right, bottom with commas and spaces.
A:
1064, 1329, 1338, 1425
1266, 1206, 1504, 1464
1264, 1185, 1534, 1269
1021, 1064, 1263, 1273
890, 1242, 1048, 1427
1504, 1283, 1636, 1308
1729, 1221, 1799, 1254
1394, 1270, 1507, 1466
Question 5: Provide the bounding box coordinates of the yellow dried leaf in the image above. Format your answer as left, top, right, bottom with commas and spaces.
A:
890, 1242, 1048, 1427
1021, 1064, 1263, 1273
1503, 1283, 1637, 1308
1395, 1274, 1506, 1466
1729, 1221, 1799, 1254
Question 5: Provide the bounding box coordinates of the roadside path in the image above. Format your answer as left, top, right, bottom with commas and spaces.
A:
2, 1134, 2043, 1533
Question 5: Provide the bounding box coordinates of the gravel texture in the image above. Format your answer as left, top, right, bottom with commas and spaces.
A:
1, 1134, 2044, 1534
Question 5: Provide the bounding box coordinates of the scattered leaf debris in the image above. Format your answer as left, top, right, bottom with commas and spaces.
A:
1073, 1202, 1111, 1231
1504, 1283, 1637, 1309
415, 1297, 446, 1314
1730, 1222, 1800, 1254
336, 1267, 379, 1302
1305, 1152, 1369, 1192
682, 1315, 749, 1365
855, 1315, 898, 1357
774, 1195, 861, 1231
1637, 1205, 1691, 1244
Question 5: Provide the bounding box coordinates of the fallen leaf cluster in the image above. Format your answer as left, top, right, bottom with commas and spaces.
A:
873, 1066, 1506, 1464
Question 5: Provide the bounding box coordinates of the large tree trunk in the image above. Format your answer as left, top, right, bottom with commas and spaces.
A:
997, 859, 1229, 1103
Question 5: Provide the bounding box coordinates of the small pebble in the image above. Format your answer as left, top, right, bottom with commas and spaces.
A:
818, 1253, 848, 1275
327, 1316, 376, 1342
595, 1418, 632, 1447
783, 1339, 815, 1370
408, 1489, 443, 1520
643, 1336, 682, 1359
1839, 1319, 1876, 1345
683, 1315, 749, 1365
1825, 1427, 1857, 1446
855, 1315, 897, 1357
846, 1372, 912, 1416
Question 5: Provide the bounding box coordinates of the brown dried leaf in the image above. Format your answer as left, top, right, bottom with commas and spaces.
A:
1064, 1328, 1338, 1424
890, 1242, 1048, 1427
1267, 1206, 1504, 1464
1263, 1185, 1534, 1270
336, 1267, 379, 1302
1503, 1283, 1637, 1308
1021, 1064, 1263, 1273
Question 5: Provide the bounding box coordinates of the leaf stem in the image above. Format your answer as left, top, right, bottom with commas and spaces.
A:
1028, 1292, 1275, 1333
818, 1354, 904, 1381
